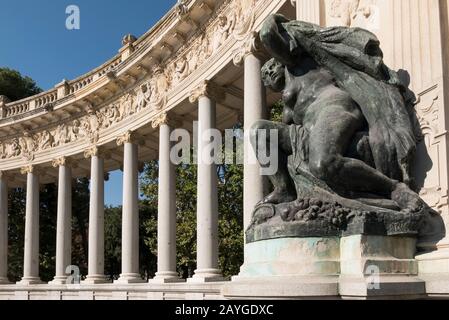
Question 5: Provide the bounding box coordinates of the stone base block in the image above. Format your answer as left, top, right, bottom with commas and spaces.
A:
339, 275, 425, 299
416, 248, 449, 296
224, 237, 340, 299
17, 277, 44, 286
82, 275, 111, 285
339, 235, 425, 298
223, 276, 339, 299
150, 277, 186, 284
114, 273, 146, 284
49, 276, 70, 285
239, 237, 340, 277
188, 269, 226, 283
0, 278, 12, 285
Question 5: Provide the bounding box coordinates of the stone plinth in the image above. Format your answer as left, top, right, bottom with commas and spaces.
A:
339, 235, 425, 299
223, 237, 341, 299
223, 235, 425, 299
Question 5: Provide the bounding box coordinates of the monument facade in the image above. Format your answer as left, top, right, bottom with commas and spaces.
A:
0, 0, 448, 299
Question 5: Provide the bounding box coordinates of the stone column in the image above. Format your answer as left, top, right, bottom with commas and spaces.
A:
116, 131, 144, 284
291, 0, 322, 24
233, 33, 268, 234
83, 147, 109, 284
0, 172, 10, 284
18, 166, 43, 285
188, 81, 225, 283
151, 114, 183, 283
50, 157, 72, 285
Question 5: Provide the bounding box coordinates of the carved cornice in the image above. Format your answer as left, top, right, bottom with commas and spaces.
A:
189, 80, 225, 103
116, 130, 136, 146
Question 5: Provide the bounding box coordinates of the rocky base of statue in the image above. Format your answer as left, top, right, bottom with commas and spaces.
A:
247, 160, 430, 243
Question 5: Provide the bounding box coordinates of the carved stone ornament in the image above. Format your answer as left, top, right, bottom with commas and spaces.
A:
116, 130, 136, 146
20, 165, 36, 175
84, 146, 100, 159
233, 31, 266, 66
189, 80, 225, 104
52, 156, 69, 168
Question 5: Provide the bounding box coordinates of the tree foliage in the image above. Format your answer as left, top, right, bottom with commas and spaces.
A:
0, 68, 42, 101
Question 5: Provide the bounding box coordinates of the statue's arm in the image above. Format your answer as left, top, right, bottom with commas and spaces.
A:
260, 14, 296, 67
283, 106, 294, 125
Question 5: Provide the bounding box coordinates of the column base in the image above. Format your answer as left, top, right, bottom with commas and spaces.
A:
150, 272, 186, 284
188, 269, 226, 283
49, 276, 70, 285
82, 275, 111, 285
17, 277, 44, 285
114, 273, 146, 284
0, 277, 12, 285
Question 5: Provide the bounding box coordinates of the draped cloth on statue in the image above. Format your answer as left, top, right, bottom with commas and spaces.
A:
281, 20, 416, 183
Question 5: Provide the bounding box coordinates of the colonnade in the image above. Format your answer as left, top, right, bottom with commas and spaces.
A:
0, 46, 267, 285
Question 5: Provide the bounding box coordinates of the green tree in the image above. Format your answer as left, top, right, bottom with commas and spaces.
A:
0, 68, 42, 101
140, 141, 244, 279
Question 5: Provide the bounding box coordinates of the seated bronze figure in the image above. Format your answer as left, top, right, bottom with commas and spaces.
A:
248, 14, 433, 242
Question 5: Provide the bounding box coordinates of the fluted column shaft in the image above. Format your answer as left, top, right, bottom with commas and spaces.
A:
84, 150, 109, 284
152, 121, 182, 283
116, 133, 144, 284
18, 167, 42, 285
0, 173, 10, 284
50, 160, 72, 285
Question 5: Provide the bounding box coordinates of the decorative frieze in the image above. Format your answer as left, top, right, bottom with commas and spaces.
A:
0, 0, 263, 163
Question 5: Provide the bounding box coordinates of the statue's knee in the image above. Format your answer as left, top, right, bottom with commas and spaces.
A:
309, 155, 339, 182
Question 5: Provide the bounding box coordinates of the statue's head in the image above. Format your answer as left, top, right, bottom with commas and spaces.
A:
262, 58, 285, 92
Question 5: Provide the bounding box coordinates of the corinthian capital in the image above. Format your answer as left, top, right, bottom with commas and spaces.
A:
20, 165, 37, 175
116, 130, 136, 146
84, 146, 100, 159
52, 156, 70, 168
189, 80, 225, 104
232, 31, 267, 66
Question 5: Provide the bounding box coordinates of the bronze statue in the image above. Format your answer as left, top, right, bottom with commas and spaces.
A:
248, 14, 434, 242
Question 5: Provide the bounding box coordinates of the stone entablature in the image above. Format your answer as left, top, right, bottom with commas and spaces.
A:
0, 0, 284, 171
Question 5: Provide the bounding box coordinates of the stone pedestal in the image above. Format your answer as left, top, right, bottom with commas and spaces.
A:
416, 248, 449, 297
223, 235, 425, 299
223, 237, 340, 299
339, 235, 425, 299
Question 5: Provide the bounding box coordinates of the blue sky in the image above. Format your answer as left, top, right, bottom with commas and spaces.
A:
0, 0, 177, 205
